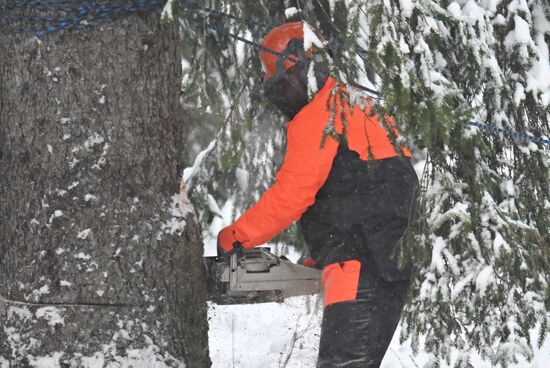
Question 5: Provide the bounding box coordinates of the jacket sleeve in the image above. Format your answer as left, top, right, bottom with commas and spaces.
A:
233, 92, 340, 248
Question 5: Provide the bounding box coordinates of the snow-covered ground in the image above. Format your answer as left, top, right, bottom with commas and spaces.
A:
208, 297, 321, 368
207, 244, 550, 368
206, 240, 549, 367
208, 297, 550, 368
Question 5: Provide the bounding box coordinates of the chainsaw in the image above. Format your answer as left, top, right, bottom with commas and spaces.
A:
205, 248, 322, 305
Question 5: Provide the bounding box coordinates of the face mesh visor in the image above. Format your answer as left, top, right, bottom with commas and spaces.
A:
263, 65, 309, 120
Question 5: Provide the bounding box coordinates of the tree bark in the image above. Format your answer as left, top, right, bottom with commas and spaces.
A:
0, 11, 211, 368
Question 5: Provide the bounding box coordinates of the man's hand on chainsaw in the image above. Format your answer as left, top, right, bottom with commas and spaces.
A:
217, 225, 243, 255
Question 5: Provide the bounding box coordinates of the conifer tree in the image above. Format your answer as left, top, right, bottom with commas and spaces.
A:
0, 2, 211, 366
169, 0, 550, 366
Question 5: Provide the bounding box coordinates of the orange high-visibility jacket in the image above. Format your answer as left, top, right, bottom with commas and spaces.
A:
232, 78, 411, 248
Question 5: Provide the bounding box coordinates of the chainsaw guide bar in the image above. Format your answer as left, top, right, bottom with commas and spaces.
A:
206, 248, 322, 305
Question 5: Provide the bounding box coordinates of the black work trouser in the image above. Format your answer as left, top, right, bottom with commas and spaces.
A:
317, 264, 409, 368
300, 148, 418, 367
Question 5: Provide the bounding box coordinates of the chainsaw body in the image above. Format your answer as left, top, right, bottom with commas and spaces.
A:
206, 248, 322, 305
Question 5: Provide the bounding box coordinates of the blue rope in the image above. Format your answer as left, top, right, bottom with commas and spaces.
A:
2, 0, 548, 149
0, 0, 164, 37
180, 1, 369, 59
465, 121, 550, 147
179, 3, 550, 149
203, 21, 305, 66
1, 0, 89, 12
181, 0, 273, 30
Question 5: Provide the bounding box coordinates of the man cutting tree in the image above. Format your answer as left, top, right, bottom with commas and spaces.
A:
218, 22, 419, 368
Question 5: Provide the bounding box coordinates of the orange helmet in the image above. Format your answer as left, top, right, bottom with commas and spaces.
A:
260, 22, 311, 82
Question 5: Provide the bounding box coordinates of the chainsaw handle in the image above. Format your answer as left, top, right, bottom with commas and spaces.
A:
217, 241, 244, 260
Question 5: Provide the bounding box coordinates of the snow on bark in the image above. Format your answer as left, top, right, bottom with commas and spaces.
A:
3, 308, 186, 368
0, 9, 210, 367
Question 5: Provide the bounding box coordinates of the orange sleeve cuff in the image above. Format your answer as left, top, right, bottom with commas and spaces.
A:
233, 226, 253, 249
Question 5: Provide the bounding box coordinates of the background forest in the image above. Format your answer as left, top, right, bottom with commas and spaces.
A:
173, 0, 550, 367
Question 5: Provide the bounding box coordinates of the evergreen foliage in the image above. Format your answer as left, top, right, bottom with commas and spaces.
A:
168, 0, 550, 366
169, 0, 305, 251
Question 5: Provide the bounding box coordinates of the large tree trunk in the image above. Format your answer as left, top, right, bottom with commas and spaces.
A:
0, 10, 211, 368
